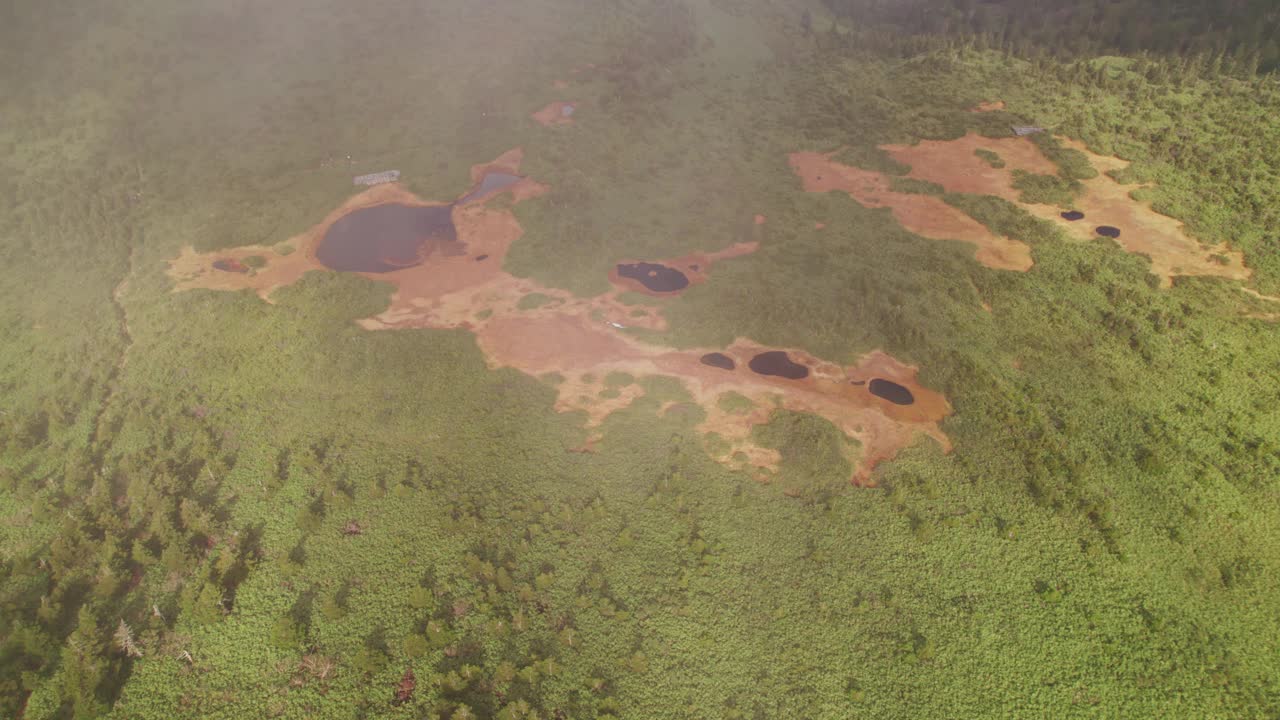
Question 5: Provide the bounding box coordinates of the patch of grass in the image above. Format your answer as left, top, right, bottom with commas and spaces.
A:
617, 291, 653, 306
516, 292, 556, 311
889, 176, 945, 195
605, 371, 635, 388
242, 254, 267, 269
1030, 133, 1099, 181
974, 148, 1006, 168
717, 391, 755, 415
703, 432, 731, 457
833, 145, 910, 176
751, 410, 854, 504
1011, 169, 1081, 207
944, 192, 1063, 244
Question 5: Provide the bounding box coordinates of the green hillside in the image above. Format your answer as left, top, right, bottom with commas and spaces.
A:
1, 1, 1277, 718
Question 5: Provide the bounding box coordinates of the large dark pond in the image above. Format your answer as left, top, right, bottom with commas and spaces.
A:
868, 378, 915, 405
458, 173, 522, 204
616, 262, 689, 293
748, 351, 809, 380
317, 204, 459, 273
700, 352, 736, 370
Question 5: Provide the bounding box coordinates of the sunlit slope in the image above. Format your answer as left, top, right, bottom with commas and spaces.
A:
0, 1, 1276, 718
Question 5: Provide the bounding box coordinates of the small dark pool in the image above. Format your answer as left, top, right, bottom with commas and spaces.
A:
868, 378, 914, 405
458, 173, 522, 204
700, 352, 735, 370
475, 254, 489, 262
1061, 211, 1085, 221
748, 351, 809, 380
1095, 226, 1121, 238
213, 258, 248, 273
616, 262, 689, 293
317, 203, 459, 273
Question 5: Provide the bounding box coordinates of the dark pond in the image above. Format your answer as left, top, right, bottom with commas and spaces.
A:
458, 172, 522, 204
700, 352, 736, 370
1095, 226, 1121, 238
213, 258, 248, 273
748, 351, 809, 380
317, 203, 459, 273
475, 254, 489, 262
1061, 211, 1085, 221
616, 262, 689, 293
868, 378, 915, 405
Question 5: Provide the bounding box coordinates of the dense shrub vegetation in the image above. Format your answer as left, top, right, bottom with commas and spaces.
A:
1, 0, 1277, 718
822, 0, 1280, 71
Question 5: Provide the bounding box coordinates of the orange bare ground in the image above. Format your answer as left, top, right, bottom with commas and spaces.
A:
532, 101, 576, 126
169, 151, 951, 485
970, 100, 1006, 112
881, 133, 1250, 286
789, 150, 1034, 271
607, 241, 759, 297
754, 214, 767, 225
1054, 138, 1249, 286
882, 133, 1058, 201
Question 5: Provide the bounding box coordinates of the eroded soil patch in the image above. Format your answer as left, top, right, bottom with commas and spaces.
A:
789, 150, 1034, 271
532, 101, 577, 126
876, 133, 1251, 286
169, 150, 950, 486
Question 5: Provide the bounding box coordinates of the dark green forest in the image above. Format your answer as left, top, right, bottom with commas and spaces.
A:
1, 0, 1278, 718
822, 0, 1280, 71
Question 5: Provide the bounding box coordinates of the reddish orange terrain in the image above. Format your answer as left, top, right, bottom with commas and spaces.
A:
532, 101, 577, 126
789, 150, 1034, 271
793, 133, 1251, 287
169, 150, 952, 487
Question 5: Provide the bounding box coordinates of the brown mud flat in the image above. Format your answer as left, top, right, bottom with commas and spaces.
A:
532, 101, 577, 127
607, 242, 759, 297
881, 134, 1058, 200
169, 151, 951, 486
789, 150, 1034, 271
880, 133, 1250, 286
970, 100, 1006, 113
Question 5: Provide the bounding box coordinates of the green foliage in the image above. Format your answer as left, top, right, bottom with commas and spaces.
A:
974, 147, 1005, 168
1029, 133, 1098, 181
889, 176, 945, 195
515, 292, 555, 311
716, 391, 754, 415
752, 410, 854, 504
604, 371, 635, 388
1011, 169, 1080, 207
1, 1, 1278, 719
832, 145, 910, 175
